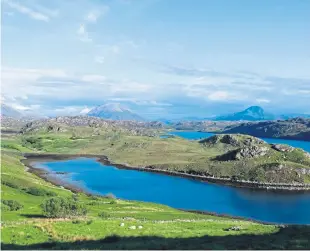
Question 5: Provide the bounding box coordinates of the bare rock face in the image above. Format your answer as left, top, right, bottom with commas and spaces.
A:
272, 144, 294, 152
235, 146, 269, 160
296, 168, 310, 176
215, 145, 269, 161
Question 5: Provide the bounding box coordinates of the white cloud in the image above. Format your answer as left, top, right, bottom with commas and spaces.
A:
81, 74, 106, 82
77, 6, 109, 43
107, 98, 172, 107
4, 11, 14, 16
85, 6, 109, 23
3, 0, 50, 22
10, 104, 37, 111
122, 40, 139, 49
85, 11, 100, 23
2, 64, 309, 117
208, 91, 231, 101
77, 24, 92, 42
95, 56, 105, 64
1, 66, 155, 114
109, 45, 120, 54
1, 67, 66, 84
256, 98, 270, 103
80, 106, 93, 114
298, 90, 310, 94
53, 106, 88, 116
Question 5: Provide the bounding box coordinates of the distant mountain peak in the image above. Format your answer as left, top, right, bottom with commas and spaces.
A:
87, 103, 144, 121
0, 103, 22, 118
240, 106, 265, 117
94, 103, 131, 113
245, 106, 264, 113
215, 106, 272, 121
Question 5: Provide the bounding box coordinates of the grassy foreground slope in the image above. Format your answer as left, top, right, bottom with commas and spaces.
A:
1, 149, 310, 250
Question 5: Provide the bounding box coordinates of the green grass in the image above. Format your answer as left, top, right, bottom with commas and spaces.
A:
2, 129, 310, 183
1, 130, 310, 249
1, 151, 287, 249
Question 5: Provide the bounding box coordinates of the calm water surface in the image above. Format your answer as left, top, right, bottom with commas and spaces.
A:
168, 131, 310, 152
35, 158, 310, 224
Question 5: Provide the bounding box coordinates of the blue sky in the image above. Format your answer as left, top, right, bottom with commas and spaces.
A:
1, 0, 310, 119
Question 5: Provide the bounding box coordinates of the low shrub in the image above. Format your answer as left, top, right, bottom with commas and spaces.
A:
89, 195, 100, 200
87, 201, 101, 206
98, 212, 111, 218
25, 187, 57, 197
1, 180, 19, 189
105, 193, 116, 199
1, 143, 21, 151
72, 194, 79, 201
41, 197, 88, 218
21, 136, 43, 150
1, 204, 11, 212
2, 200, 24, 211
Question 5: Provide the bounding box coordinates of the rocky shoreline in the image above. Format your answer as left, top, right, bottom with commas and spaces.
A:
22, 153, 310, 192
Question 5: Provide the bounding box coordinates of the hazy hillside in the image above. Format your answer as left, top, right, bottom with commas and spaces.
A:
223, 118, 310, 141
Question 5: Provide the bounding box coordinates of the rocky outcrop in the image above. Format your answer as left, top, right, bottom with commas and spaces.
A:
235, 146, 269, 160
271, 144, 294, 152
215, 145, 269, 161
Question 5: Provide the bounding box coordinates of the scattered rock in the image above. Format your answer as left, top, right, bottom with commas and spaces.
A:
138, 226, 143, 229
120, 223, 125, 227
272, 144, 294, 152
129, 226, 136, 230
224, 226, 241, 231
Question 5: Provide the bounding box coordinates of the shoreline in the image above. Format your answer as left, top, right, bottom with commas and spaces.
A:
22, 153, 310, 194
21, 153, 310, 226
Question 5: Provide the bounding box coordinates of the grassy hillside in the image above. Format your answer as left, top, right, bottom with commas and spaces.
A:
1, 150, 310, 250
4, 126, 310, 184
